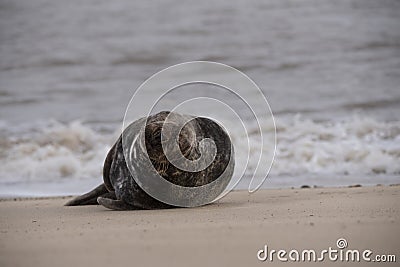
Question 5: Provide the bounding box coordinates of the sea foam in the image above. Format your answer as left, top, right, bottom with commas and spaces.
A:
0, 115, 399, 193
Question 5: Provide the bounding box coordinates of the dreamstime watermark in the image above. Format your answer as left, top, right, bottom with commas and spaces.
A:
122, 61, 276, 207
257, 238, 397, 263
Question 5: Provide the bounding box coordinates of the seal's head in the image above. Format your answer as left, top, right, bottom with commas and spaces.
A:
144, 111, 199, 176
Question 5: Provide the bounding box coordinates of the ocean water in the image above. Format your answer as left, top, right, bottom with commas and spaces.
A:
1, 0, 400, 196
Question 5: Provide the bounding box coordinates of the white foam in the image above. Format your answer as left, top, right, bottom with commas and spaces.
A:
0, 115, 399, 196
269, 115, 400, 176
0, 120, 114, 184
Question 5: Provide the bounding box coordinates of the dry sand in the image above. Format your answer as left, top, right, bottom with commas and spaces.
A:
0, 186, 399, 267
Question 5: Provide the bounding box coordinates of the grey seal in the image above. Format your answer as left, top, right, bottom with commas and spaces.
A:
65, 111, 234, 210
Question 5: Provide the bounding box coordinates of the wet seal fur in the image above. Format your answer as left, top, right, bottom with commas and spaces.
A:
65, 111, 234, 210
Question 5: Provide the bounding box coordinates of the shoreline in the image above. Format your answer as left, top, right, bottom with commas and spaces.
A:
1, 185, 399, 267
2, 172, 399, 199
1, 183, 399, 201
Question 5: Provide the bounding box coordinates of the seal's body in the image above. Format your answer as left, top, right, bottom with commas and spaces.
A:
65, 111, 234, 210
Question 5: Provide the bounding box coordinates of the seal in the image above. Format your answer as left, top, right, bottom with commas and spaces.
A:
65, 111, 234, 210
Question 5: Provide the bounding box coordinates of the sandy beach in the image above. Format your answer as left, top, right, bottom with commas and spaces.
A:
1, 1, 399, 266
0, 185, 398, 267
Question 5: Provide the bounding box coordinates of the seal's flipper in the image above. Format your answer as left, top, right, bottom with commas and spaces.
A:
97, 197, 139, 210
65, 184, 109, 206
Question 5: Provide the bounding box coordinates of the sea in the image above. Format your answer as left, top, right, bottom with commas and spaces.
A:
1, 0, 399, 197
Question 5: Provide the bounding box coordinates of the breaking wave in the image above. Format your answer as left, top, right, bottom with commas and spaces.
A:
0, 115, 399, 191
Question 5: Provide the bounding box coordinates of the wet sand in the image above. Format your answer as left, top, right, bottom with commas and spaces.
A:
0, 186, 399, 267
